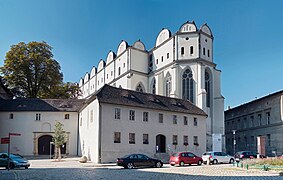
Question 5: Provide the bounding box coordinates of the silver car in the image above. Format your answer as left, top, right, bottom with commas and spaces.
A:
202, 151, 234, 164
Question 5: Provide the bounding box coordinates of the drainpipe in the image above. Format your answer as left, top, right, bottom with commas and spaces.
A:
98, 103, 102, 163
77, 113, 80, 156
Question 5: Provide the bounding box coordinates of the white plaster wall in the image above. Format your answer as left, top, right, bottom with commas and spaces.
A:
78, 99, 100, 162
99, 103, 206, 163
200, 34, 213, 62
96, 68, 105, 91
105, 61, 115, 84
89, 76, 96, 95
0, 111, 78, 156
116, 51, 128, 78
152, 38, 174, 72
129, 49, 148, 74
177, 33, 199, 60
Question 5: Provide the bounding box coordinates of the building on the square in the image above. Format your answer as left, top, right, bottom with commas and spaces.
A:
79, 21, 224, 151
79, 85, 207, 163
225, 91, 283, 156
0, 98, 85, 156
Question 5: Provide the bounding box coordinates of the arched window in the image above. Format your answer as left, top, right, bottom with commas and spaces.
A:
151, 78, 156, 94
181, 47, 185, 55
165, 74, 172, 97
182, 69, 194, 103
205, 70, 211, 107
136, 84, 144, 92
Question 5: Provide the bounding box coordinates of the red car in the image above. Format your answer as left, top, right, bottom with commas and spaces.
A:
169, 152, 203, 166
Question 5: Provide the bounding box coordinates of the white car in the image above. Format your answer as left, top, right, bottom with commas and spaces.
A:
202, 151, 234, 164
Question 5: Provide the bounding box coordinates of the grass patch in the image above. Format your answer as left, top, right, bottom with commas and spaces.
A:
243, 157, 283, 166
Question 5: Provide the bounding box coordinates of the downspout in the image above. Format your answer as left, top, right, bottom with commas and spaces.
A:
98, 102, 102, 163
77, 112, 80, 156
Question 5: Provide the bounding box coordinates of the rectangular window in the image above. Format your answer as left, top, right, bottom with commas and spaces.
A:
143, 112, 148, 122
193, 136, 198, 145
243, 118, 247, 128
237, 119, 241, 129
250, 116, 254, 127
129, 110, 135, 121
167, 53, 169, 59
173, 135, 178, 145
114, 132, 121, 143
184, 116, 188, 125
159, 113, 163, 123
181, 47, 184, 55
156, 59, 158, 64
183, 135, 188, 145
129, 133, 135, 144
258, 114, 262, 126
173, 115, 177, 124
80, 117, 82, 126
251, 136, 254, 144
193, 117, 198, 126
190, 46, 194, 55
143, 134, 149, 144
115, 108, 121, 120
36, 113, 41, 121
267, 134, 271, 146
90, 110, 93, 123
203, 47, 205, 55
9, 113, 14, 119
161, 56, 163, 62
65, 114, 70, 119
266, 112, 270, 125
208, 49, 210, 57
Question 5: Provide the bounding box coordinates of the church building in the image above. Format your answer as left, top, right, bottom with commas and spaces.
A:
79, 21, 224, 151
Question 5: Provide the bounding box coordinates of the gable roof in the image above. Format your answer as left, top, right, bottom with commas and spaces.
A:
0, 98, 85, 112
91, 85, 207, 116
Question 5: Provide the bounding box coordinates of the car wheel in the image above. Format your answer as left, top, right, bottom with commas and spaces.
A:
170, 164, 175, 166
155, 162, 162, 168
229, 159, 234, 164
213, 159, 218, 164
179, 161, 185, 166
127, 162, 134, 169
197, 160, 202, 166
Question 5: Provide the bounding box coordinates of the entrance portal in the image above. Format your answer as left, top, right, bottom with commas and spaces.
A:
156, 134, 166, 153
38, 135, 54, 155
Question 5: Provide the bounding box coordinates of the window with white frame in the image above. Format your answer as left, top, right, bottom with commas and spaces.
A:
193, 117, 198, 126
266, 112, 270, 124
129, 133, 135, 144
114, 132, 121, 143
36, 113, 41, 121
65, 114, 70, 119
115, 108, 121, 120
143, 134, 149, 144
193, 136, 198, 145
143, 112, 148, 122
158, 113, 163, 123
129, 110, 135, 121
184, 116, 188, 125
173, 115, 177, 124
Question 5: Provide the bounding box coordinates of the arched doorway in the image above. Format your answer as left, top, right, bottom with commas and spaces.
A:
38, 135, 54, 155
156, 134, 166, 153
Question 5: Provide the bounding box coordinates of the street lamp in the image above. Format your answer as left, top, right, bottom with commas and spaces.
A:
232, 130, 236, 155
50, 142, 54, 159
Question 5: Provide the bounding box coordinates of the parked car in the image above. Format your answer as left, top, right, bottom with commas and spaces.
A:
202, 151, 234, 164
169, 152, 203, 166
0, 153, 30, 169
116, 154, 163, 169
234, 151, 257, 162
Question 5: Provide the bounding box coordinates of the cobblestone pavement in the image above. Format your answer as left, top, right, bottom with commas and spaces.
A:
0, 157, 281, 180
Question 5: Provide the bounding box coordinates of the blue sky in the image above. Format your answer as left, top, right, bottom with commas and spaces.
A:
1, 0, 283, 108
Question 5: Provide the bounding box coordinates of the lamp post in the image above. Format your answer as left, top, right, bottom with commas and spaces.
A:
232, 130, 236, 155
50, 142, 54, 159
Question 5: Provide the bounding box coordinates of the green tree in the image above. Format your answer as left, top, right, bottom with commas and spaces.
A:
40, 82, 81, 99
53, 121, 66, 160
0, 41, 63, 98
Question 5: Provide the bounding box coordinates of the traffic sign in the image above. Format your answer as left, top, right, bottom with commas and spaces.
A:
1, 137, 10, 144
9, 133, 21, 136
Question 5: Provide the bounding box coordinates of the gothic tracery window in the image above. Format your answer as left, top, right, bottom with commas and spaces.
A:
136, 84, 144, 92
165, 74, 172, 97
182, 69, 194, 103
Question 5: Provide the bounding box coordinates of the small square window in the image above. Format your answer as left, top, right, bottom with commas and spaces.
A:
65, 114, 70, 119
9, 113, 14, 119
36, 113, 41, 121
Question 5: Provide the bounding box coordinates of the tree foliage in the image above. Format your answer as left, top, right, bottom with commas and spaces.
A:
53, 121, 66, 160
0, 41, 63, 98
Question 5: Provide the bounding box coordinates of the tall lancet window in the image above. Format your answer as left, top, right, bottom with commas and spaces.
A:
151, 78, 156, 94
205, 70, 211, 107
165, 74, 172, 97
182, 69, 194, 103
136, 84, 144, 92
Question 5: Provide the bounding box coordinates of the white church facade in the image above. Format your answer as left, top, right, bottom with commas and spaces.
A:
79, 21, 224, 151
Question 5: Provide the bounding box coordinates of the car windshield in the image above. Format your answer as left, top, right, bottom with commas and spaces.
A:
203, 152, 211, 155
172, 153, 179, 157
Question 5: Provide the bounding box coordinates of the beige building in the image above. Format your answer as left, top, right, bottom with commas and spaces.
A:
225, 91, 283, 156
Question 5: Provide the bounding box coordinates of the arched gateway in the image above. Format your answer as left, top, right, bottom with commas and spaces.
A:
38, 135, 54, 155
156, 134, 166, 153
